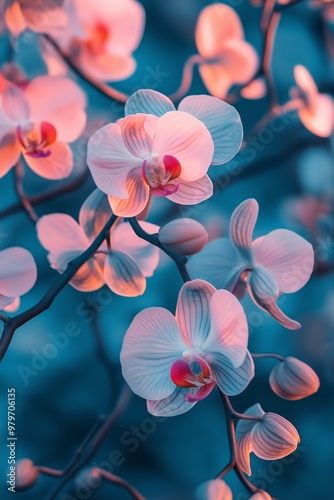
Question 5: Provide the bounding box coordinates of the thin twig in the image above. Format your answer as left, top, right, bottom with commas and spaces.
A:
14, 161, 38, 223
262, 12, 281, 107
168, 54, 205, 102
251, 352, 285, 361
99, 469, 146, 500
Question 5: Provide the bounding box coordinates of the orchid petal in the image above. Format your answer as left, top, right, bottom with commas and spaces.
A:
0, 133, 20, 177
259, 299, 301, 330
52, 250, 104, 292
119, 113, 156, 158
299, 93, 334, 138
236, 403, 265, 438
253, 229, 314, 293
196, 479, 233, 500
79, 189, 112, 240
230, 198, 259, 254
185, 381, 215, 402
209, 351, 254, 396
2, 83, 29, 122
237, 432, 253, 476
147, 387, 197, 417
247, 266, 279, 305
0, 247, 37, 297
170, 359, 201, 388
166, 175, 213, 205
37, 213, 89, 254
179, 95, 243, 165
120, 307, 188, 400
125, 89, 175, 116
24, 141, 73, 179
108, 168, 150, 217
104, 251, 146, 297
198, 63, 233, 100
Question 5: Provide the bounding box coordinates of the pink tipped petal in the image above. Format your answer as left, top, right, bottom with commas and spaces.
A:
104, 251, 146, 297
24, 141, 73, 179
0, 133, 20, 177
120, 307, 188, 400
166, 175, 213, 205
79, 189, 112, 240
170, 359, 201, 388
24, 76, 87, 142
36, 213, 89, 254
237, 432, 253, 476
198, 63, 232, 100
0, 247, 37, 297
294, 65, 317, 95
108, 168, 150, 217
111, 221, 160, 278
147, 387, 197, 417
185, 381, 215, 402
188, 237, 245, 290
299, 93, 334, 138
76, 51, 137, 82
241, 78, 267, 100
209, 351, 254, 396
152, 111, 214, 182
217, 38, 259, 85
252, 413, 300, 460
230, 199, 259, 254
179, 95, 243, 165
252, 229, 314, 293
269, 357, 320, 400
236, 403, 265, 439
2, 296, 20, 312
176, 279, 216, 347
203, 289, 249, 368
125, 89, 175, 116
196, 479, 233, 500
2, 83, 29, 122
87, 123, 142, 198
119, 114, 155, 158
52, 250, 104, 292
247, 266, 280, 305
195, 4, 244, 59
260, 299, 301, 330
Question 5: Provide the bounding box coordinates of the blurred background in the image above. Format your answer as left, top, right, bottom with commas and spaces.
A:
0, 0, 333, 499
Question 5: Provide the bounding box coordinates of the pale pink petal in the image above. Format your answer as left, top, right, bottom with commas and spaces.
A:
247, 266, 280, 305
36, 213, 89, 254
2, 82, 29, 122
2, 296, 20, 312
0, 133, 20, 177
120, 307, 188, 400
252, 229, 314, 293
198, 63, 232, 100
195, 4, 244, 59
24, 141, 73, 180
203, 289, 248, 368
79, 189, 112, 241
147, 387, 197, 417
104, 251, 146, 297
178, 95, 243, 165
249, 491, 272, 500
87, 122, 142, 198
20, 0, 67, 35
39, 36, 68, 76
152, 111, 214, 182
230, 198, 259, 254
4, 2, 27, 36
108, 168, 150, 217
252, 413, 300, 460
52, 249, 105, 292
294, 65, 317, 95
218, 38, 259, 84
167, 175, 213, 206
209, 351, 254, 396
0, 247, 37, 297
176, 279, 217, 347
261, 300, 301, 330
119, 114, 155, 158
125, 89, 175, 117
299, 93, 334, 138
24, 76, 86, 142
111, 221, 160, 277
237, 432, 253, 476
196, 479, 233, 500
241, 78, 267, 100
76, 50, 137, 82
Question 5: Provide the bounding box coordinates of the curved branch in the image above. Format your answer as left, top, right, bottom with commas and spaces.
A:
168, 54, 205, 102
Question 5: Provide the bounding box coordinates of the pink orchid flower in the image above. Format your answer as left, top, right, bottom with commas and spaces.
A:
51, 0, 145, 82
0, 74, 86, 179
189, 199, 314, 329
3, 0, 67, 37
292, 65, 334, 137
196, 479, 232, 500
236, 403, 300, 476
120, 279, 254, 417
0, 247, 37, 312
195, 4, 258, 99
36, 189, 159, 296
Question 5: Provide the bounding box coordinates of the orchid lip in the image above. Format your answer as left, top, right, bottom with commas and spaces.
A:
142, 154, 182, 196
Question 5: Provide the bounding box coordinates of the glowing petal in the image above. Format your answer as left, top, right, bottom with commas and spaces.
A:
147, 387, 197, 417
209, 351, 254, 396
79, 189, 112, 240
196, 479, 233, 500
247, 266, 280, 305
125, 89, 175, 116
0, 247, 37, 297
107, 168, 150, 217
104, 251, 146, 297
0, 133, 20, 177
166, 175, 213, 205
24, 141, 73, 180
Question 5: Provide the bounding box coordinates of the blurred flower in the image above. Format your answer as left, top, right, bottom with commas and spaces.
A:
87, 110, 215, 217
269, 356, 320, 400
236, 403, 300, 475
195, 479, 232, 500
0, 74, 86, 179
159, 218, 208, 255
240, 78, 267, 100
189, 199, 314, 329
0, 247, 37, 312
2, 0, 67, 36
249, 491, 272, 500
120, 279, 254, 417
291, 65, 334, 137
297, 147, 334, 200
125, 90, 243, 166
49, 0, 145, 81
195, 3, 258, 99
36, 189, 159, 296
15, 459, 39, 489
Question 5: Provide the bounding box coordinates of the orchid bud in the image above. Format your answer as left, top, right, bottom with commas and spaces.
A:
269, 357, 320, 400
195, 479, 233, 500
249, 491, 272, 500
16, 459, 39, 490
159, 218, 208, 255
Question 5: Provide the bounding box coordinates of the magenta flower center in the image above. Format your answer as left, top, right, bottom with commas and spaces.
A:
142, 154, 182, 197
17, 121, 57, 158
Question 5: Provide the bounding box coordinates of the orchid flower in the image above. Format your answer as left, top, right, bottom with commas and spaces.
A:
0, 74, 86, 179
2, 0, 67, 36
36, 189, 159, 296
236, 403, 300, 476
195, 479, 232, 500
292, 65, 334, 137
49, 0, 145, 81
188, 199, 314, 329
195, 4, 258, 99
120, 279, 254, 417
0, 247, 37, 312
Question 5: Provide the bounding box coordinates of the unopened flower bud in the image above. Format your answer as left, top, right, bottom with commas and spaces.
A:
195, 479, 232, 500
250, 491, 272, 500
270, 357, 320, 400
16, 459, 39, 489
159, 218, 208, 255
